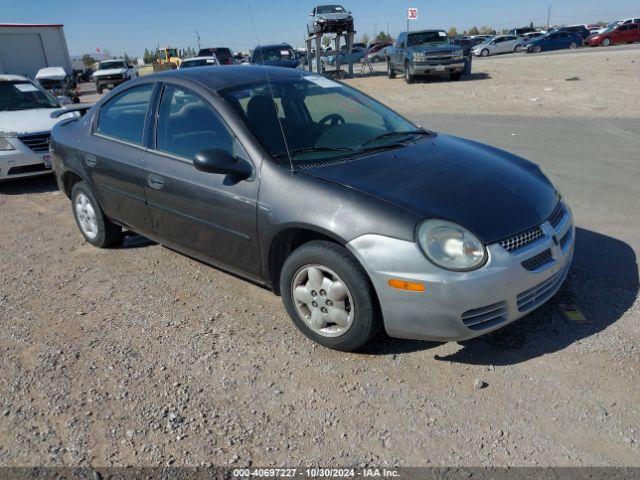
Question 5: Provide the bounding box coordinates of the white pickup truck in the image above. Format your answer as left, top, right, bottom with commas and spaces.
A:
91, 60, 137, 94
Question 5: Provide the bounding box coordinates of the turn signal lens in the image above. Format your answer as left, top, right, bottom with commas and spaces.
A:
388, 279, 425, 292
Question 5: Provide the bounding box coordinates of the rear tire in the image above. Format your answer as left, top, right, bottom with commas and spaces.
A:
514, 44, 522, 52
71, 182, 123, 248
569, 42, 577, 49
533, 45, 542, 53
280, 241, 381, 351
387, 61, 396, 78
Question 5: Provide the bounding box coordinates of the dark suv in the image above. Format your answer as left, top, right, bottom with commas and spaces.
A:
198, 47, 234, 65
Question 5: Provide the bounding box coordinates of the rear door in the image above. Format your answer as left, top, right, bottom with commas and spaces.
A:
84, 83, 156, 235
141, 81, 261, 278
631, 24, 640, 42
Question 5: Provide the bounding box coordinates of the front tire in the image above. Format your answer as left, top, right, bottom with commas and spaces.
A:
71, 182, 123, 248
404, 62, 414, 84
480, 48, 490, 57
387, 61, 396, 78
280, 241, 381, 351
96, 83, 103, 94
450, 72, 462, 81
602, 38, 611, 47
514, 44, 522, 52
533, 45, 542, 53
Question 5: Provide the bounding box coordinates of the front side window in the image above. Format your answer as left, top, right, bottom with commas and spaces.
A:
221, 75, 420, 166
156, 85, 234, 160
0, 81, 59, 111
96, 84, 154, 144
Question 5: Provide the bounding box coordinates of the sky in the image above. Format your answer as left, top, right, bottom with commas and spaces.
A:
2, 0, 638, 56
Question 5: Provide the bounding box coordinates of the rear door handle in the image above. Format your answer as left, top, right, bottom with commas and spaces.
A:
147, 174, 165, 190
85, 154, 97, 167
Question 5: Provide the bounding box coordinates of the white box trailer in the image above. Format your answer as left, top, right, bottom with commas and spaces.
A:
0, 23, 73, 79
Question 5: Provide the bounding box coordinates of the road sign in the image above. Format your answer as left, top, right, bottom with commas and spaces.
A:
407, 8, 418, 20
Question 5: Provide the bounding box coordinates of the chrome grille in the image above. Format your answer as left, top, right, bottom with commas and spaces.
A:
548, 202, 566, 228
462, 301, 508, 331
499, 226, 544, 252
516, 263, 569, 312
521, 249, 554, 271
18, 133, 50, 153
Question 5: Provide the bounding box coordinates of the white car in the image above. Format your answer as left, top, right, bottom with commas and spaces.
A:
472, 35, 525, 56
178, 56, 220, 69
91, 60, 137, 94
0, 75, 75, 181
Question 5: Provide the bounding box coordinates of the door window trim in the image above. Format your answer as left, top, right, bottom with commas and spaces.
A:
91, 81, 158, 149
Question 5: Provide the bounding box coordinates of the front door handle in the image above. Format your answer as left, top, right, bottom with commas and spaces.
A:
147, 174, 165, 190
85, 154, 97, 167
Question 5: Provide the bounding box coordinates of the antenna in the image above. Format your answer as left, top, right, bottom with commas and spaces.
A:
247, 4, 294, 172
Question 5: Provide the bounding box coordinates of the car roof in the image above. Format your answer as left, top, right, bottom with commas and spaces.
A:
183, 56, 218, 61
141, 65, 311, 91
254, 43, 293, 49
0, 74, 30, 82
35, 66, 68, 79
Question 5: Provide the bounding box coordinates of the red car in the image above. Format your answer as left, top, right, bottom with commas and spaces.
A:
588, 22, 640, 46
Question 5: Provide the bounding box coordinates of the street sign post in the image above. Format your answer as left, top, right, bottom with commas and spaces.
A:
407, 7, 418, 33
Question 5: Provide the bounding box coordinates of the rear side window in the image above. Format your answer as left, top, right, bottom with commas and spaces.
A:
96, 84, 154, 145
156, 85, 234, 160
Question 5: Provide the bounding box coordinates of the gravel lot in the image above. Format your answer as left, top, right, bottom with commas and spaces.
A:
1, 48, 639, 468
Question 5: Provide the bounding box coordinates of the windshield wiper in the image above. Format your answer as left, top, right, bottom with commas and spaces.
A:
273, 146, 353, 158
361, 129, 431, 147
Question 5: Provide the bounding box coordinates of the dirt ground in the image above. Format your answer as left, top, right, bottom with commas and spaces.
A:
1, 48, 639, 468
345, 47, 640, 120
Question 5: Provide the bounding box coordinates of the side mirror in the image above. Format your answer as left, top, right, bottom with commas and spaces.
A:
194, 148, 251, 179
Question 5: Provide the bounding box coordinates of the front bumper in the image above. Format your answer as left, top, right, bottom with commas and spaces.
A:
409, 61, 464, 75
0, 135, 52, 181
95, 76, 128, 88
347, 205, 575, 342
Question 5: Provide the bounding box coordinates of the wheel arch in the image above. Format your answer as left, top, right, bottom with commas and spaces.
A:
61, 169, 86, 199
267, 225, 348, 295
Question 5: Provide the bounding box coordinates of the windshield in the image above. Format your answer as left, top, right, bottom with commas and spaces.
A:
253, 46, 295, 62
0, 81, 60, 111
317, 5, 346, 14
221, 76, 425, 166
407, 31, 450, 46
99, 61, 126, 70
181, 58, 217, 68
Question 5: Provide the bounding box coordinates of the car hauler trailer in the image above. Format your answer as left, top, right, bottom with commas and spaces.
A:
0, 24, 73, 79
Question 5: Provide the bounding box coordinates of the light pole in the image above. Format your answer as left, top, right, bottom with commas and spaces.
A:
195, 30, 201, 52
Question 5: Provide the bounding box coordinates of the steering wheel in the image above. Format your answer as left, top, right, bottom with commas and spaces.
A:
311, 113, 346, 141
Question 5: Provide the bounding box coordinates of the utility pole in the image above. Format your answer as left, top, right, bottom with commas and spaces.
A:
194, 30, 201, 51
546, 4, 551, 30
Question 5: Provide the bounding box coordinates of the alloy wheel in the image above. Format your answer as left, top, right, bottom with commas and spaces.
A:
74, 193, 98, 240
291, 264, 354, 338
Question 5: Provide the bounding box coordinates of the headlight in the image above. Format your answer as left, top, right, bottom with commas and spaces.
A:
0, 137, 15, 151
417, 220, 487, 271
413, 52, 426, 61
317, 16, 326, 22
